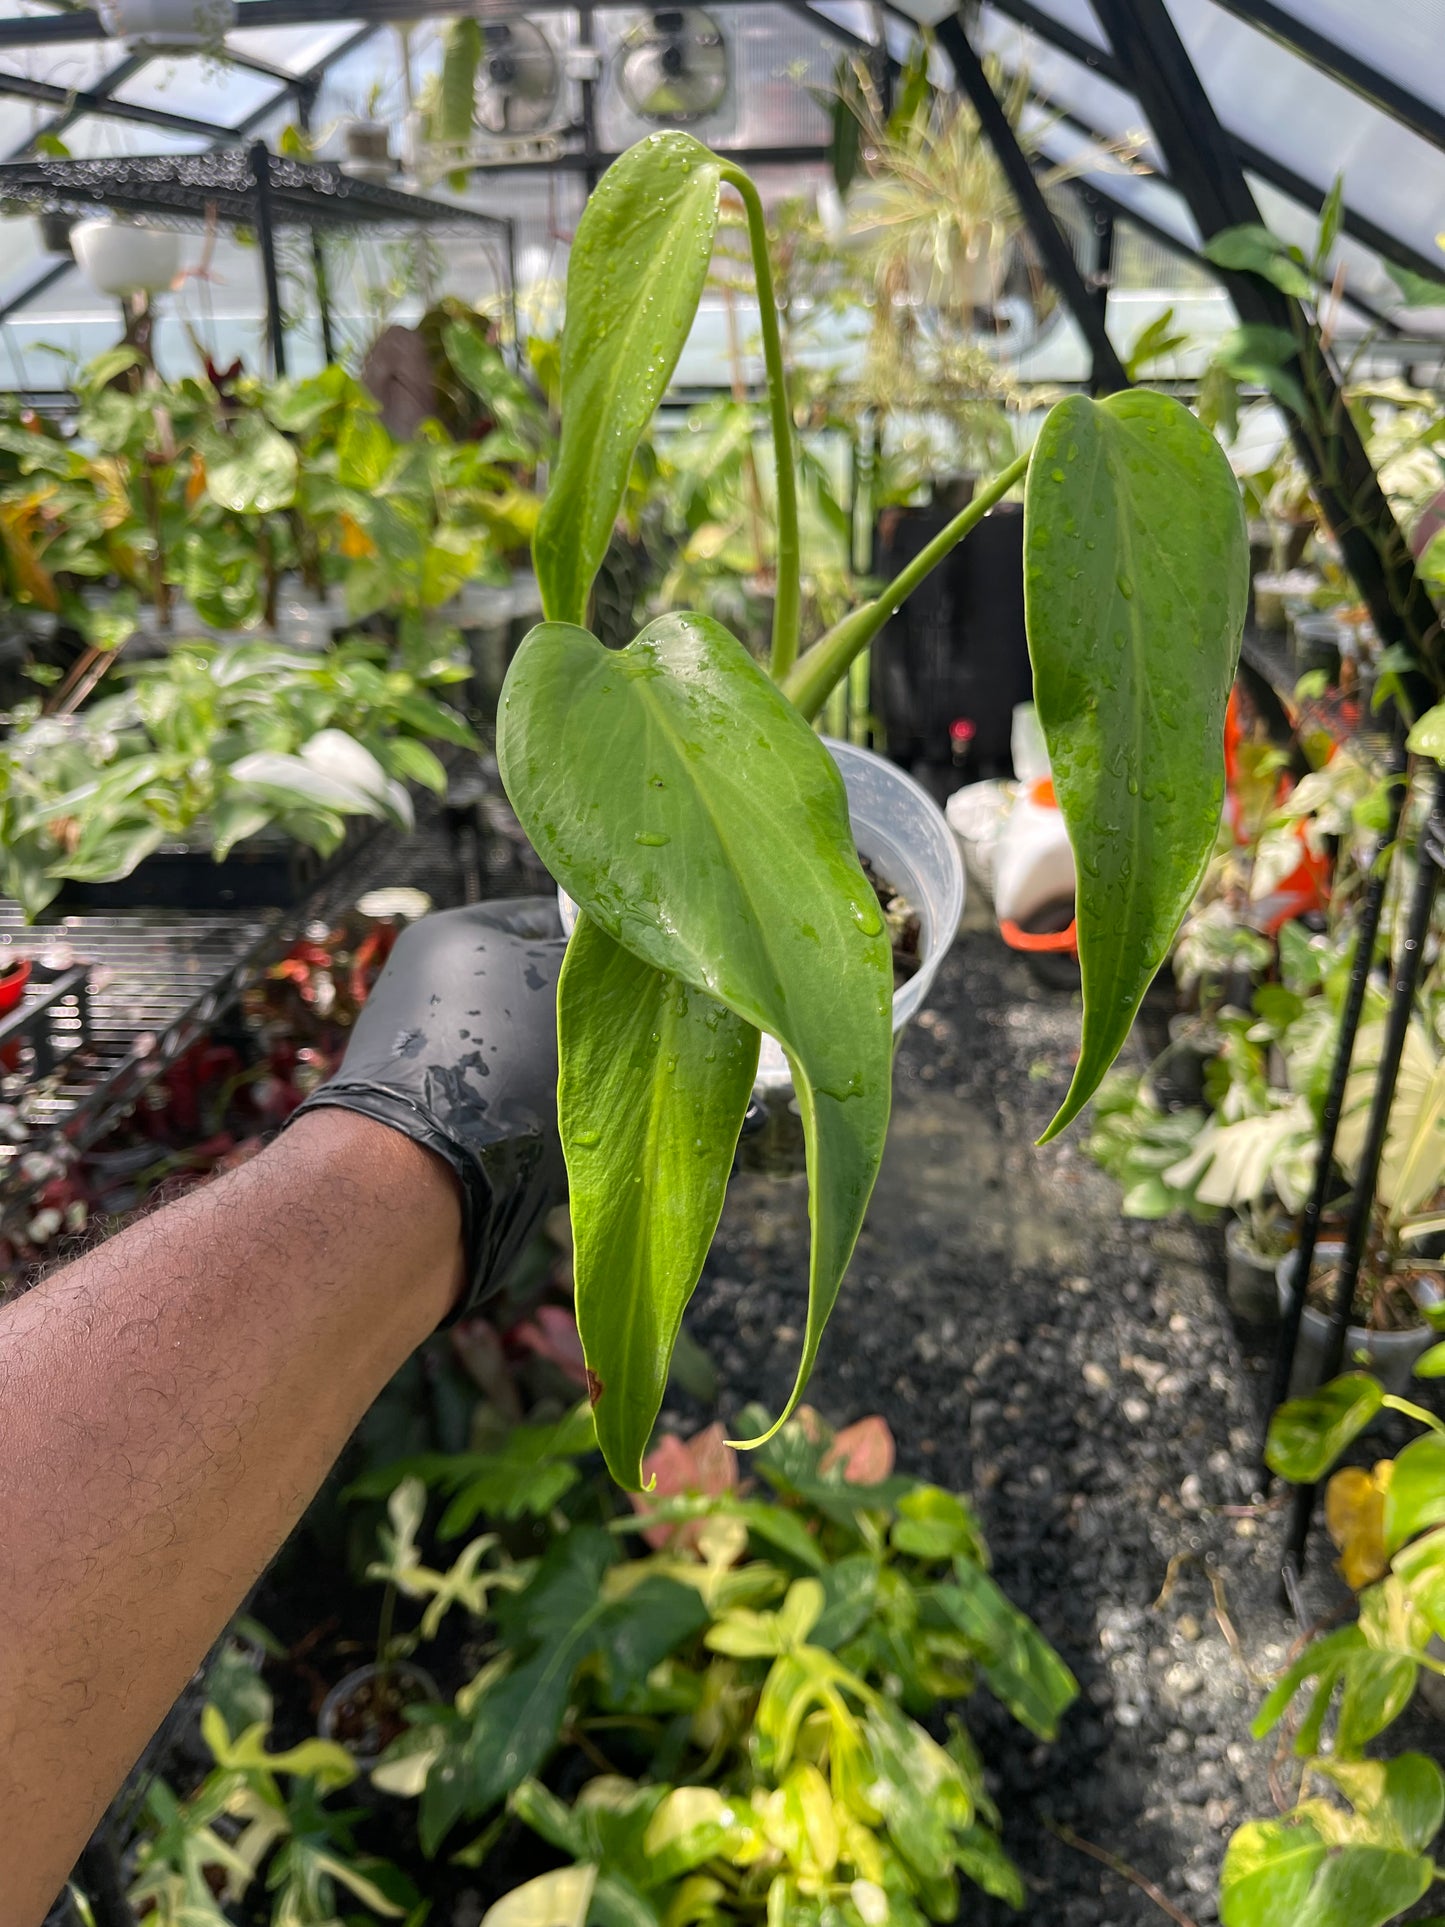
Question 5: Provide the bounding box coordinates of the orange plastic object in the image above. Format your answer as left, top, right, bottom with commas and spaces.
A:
999, 917, 1078, 955
1028, 775, 1057, 809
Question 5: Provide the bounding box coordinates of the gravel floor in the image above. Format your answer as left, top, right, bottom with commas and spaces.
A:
677, 909, 1352, 1927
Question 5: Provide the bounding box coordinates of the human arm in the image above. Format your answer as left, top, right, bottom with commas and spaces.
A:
0, 900, 565, 1924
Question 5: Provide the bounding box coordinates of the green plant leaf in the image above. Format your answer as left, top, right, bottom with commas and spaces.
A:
419, 1527, 706, 1849
205, 418, 298, 515
559, 913, 758, 1487
437, 16, 483, 146
1025, 390, 1247, 1138
1407, 702, 1445, 759
498, 613, 894, 1472
1203, 224, 1314, 298
1387, 262, 1445, 308
1265, 1374, 1385, 1484
1221, 1755, 1444, 1927
1383, 1433, 1445, 1556
533, 133, 722, 626
935, 1559, 1078, 1738
1213, 324, 1309, 419
1392, 1524, 1445, 1639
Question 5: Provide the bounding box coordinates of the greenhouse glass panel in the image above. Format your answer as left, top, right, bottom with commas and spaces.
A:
1250, 0, 1445, 109
1168, 0, 1445, 278
112, 55, 284, 127
56, 112, 211, 156
224, 22, 372, 76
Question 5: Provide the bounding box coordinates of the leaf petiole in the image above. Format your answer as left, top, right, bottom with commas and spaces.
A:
782, 448, 1031, 722
719, 163, 801, 684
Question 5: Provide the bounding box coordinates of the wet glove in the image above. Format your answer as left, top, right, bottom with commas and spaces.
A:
290, 897, 566, 1320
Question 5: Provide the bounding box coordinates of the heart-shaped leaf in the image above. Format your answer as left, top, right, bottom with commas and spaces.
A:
534, 132, 722, 627
1025, 389, 1247, 1139
559, 912, 759, 1487
498, 612, 894, 1476
1266, 1373, 1385, 1485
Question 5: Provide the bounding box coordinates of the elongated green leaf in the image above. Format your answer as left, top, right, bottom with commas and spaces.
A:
1265, 1373, 1385, 1484
534, 133, 722, 626
560, 912, 758, 1486
498, 613, 894, 1478
1025, 390, 1247, 1138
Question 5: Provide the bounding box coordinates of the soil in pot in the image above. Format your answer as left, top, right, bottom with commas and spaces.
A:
859, 851, 921, 988
318, 1661, 437, 1765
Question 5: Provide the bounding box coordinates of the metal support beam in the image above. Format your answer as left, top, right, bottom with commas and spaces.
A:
983, 0, 1445, 293
1208, 0, 1445, 161
935, 10, 1128, 392
4, 47, 150, 159
249, 137, 286, 377
0, 24, 378, 342
0, 68, 224, 142
1089, 0, 1440, 677
295, 83, 333, 363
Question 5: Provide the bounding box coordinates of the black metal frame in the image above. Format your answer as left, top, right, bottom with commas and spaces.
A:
982, 0, 1445, 296
0, 141, 515, 375
935, 12, 1128, 393
1083, 0, 1443, 1601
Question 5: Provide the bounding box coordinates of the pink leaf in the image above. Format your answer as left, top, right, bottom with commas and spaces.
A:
821, 1415, 896, 1484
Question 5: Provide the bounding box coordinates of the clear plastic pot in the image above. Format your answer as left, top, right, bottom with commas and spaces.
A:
557, 738, 965, 1098
1275, 1243, 1441, 1399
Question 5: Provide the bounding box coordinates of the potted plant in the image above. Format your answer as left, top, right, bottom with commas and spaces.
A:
1221, 1359, 1445, 1925
493, 131, 1248, 1489
98, 0, 234, 48
1270, 1013, 1445, 1396
340, 86, 394, 181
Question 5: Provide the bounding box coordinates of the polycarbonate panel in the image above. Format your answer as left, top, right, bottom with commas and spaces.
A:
1259, 0, 1445, 111
113, 54, 282, 125
224, 22, 370, 76
1170, 0, 1445, 280
978, 13, 1160, 167
56, 112, 211, 156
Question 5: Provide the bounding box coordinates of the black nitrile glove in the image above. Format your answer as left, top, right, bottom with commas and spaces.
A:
290, 898, 566, 1320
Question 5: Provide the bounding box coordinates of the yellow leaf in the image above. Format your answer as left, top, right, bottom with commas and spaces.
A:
1326, 1461, 1393, 1589
339, 511, 377, 559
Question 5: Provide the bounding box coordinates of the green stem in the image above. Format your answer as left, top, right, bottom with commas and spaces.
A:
720, 163, 800, 682
1382, 1393, 1445, 1433
783, 448, 1031, 722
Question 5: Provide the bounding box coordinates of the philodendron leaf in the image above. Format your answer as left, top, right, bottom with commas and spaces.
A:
534, 132, 722, 626
558, 912, 759, 1486
498, 613, 894, 1484
1025, 389, 1247, 1139
1265, 1373, 1385, 1485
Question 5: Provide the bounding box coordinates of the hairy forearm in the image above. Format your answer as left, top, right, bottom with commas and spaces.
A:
0, 1110, 462, 1926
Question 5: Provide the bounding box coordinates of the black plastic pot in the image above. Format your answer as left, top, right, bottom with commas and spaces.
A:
872, 497, 1030, 786
318, 1661, 438, 1769
57, 837, 328, 913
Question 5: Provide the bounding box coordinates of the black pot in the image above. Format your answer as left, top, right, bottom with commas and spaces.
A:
56, 834, 333, 913
36, 210, 74, 257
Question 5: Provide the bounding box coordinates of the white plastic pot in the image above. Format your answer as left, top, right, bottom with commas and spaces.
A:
1276, 1244, 1442, 1399
98, 0, 235, 47
993, 783, 1075, 928
557, 740, 965, 1098
72, 218, 181, 296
